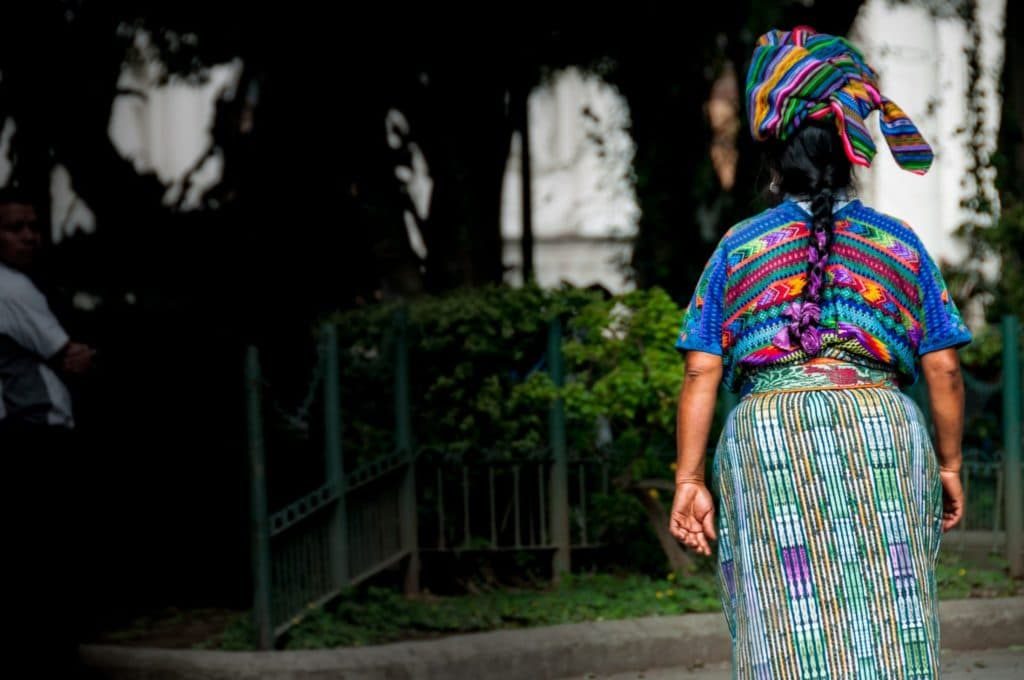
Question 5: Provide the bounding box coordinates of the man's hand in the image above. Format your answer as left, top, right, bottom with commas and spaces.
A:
61, 341, 96, 375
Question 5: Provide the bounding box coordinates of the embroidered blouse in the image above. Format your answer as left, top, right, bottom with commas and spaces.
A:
674, 197, 973, 392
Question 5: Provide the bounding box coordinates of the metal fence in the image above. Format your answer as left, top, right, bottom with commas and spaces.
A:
246, 311, 1023, 648
246, 317, 418, 649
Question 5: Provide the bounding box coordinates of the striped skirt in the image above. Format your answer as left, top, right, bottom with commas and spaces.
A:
712, 358, 944, 679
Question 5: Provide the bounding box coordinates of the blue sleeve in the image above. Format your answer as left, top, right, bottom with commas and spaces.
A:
916, 245, 972, 355
674, 242, 728, 357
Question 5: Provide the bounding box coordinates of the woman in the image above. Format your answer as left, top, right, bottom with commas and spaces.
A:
668, 27, 972, 679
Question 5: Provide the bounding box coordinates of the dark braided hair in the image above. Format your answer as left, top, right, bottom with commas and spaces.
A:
765, 121, 852, 355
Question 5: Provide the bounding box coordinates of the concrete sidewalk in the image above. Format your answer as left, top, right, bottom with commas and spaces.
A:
570, 647, 1024, 679
80, 597, 1024, 680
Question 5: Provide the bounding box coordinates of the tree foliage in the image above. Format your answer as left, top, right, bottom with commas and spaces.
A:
0, 0, 868, 608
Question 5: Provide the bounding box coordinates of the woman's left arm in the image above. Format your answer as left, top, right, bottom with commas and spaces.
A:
669, 350, 723, 556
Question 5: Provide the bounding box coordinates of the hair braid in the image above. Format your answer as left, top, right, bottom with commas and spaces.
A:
767, 121, 849, 356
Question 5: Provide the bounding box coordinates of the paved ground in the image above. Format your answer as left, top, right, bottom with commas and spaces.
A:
560, 647, 1024, 679
81, 598, 1024, 680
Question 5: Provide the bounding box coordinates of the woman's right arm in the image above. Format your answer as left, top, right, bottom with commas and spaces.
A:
920, 347, 965, 531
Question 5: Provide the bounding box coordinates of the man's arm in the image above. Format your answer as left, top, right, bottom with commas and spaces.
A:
1, 292, 93, 375
0, 295, 70, 360
57, 341, 96, 375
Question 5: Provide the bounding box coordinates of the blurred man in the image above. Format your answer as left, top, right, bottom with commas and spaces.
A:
0, 186, 97, 676
0, 188, 94, 431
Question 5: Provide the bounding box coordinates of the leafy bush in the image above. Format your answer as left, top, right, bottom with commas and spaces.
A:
319, 283, 692, 568
326, 283, 605, 467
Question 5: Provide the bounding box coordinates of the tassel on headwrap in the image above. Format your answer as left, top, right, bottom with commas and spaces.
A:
746, 26, 933, 174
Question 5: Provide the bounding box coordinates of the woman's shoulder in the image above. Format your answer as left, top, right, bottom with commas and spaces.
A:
843, 199, 925, 247
720, 201, 799, 246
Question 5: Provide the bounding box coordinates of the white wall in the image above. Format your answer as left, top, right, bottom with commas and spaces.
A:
107, 30, 242, 213
499, 1, 1007, 294
8, 8, 1006, 282
849, 0, 1005, 266
0, 28, 242, 243
500, 67, 639, 292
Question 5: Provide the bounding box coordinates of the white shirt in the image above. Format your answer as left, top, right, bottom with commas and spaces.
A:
0, 261, 74, 427
786, 189, 854, 215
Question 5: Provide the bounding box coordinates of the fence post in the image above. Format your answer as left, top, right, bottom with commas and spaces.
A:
246, 346, 273, 650
547, 316, 571, 581
1002, 315, 1023, 577
394, 306, 421, 594
323, 323, 350, 589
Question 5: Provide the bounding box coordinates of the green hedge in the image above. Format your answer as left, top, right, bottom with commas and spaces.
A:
325, 283, 689, 473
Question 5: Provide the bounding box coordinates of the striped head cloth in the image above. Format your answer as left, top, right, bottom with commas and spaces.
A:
746, 26, 933, 174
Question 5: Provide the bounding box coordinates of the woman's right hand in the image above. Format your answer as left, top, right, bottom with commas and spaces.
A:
939, 468, 964, 532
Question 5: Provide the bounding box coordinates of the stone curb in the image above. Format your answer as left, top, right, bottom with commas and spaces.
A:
80, 597, 1024, 680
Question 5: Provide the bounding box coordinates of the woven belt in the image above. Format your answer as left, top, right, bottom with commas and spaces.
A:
740, 357, 899, 397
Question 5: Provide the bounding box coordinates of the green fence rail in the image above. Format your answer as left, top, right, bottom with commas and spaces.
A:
246, 315, 418, 648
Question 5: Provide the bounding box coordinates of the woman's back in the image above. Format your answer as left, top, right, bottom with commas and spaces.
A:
668, 25, 971, 680
676, 197, 972, 393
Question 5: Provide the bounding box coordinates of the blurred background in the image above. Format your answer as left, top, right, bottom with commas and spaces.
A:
0, 0, 1018, 650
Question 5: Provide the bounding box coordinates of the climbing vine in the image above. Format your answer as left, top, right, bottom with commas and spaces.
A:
941, 0, 1023, 370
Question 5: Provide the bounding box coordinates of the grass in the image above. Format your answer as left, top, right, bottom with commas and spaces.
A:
91, 548, 1021, 652
935, 549, 1020, 599
89, 607, 248, 649
213, 566, 724, 651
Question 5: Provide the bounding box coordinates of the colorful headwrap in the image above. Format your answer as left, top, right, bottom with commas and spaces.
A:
746, 26, 933, 174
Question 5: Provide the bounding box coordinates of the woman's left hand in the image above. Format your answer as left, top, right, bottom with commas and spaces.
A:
669, 482, 717, 556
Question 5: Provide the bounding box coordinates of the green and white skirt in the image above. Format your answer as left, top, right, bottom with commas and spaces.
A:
712, 358, 944, 679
